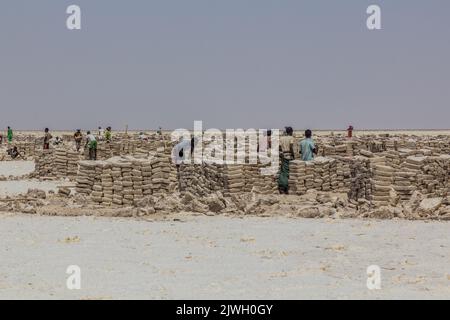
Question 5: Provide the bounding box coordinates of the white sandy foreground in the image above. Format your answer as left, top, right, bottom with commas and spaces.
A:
0, 214, 449, 300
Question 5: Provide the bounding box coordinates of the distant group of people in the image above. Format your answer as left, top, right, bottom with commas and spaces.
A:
278, 128, 318, 194
73, 126, 112, 160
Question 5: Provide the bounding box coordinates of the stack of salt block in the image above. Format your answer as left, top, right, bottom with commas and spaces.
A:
110, 161, 124, 205
289, 160, 307, 195
140, 159, 153, 197
179, 165, 200, 195
370, 164, 395, 207
131, 158, 144, 204
224, 165, 245, 196
150, 154, 172, 196
312, 158, 329, 191
54, 149, 68, 179
385, 150, 402, 169
76, 161, 96, 195
385, 139, 397, 151
418, 155, 450, 196
119, 161, 134, 206
304, 161, 315, 190
392, 156, 421, 201
334, 144, 348, 156
67, 150, 80, 179
15, 142, 36, 158
335, 158, 351, 193
244, 163, 260, 192
91, 162, 107, 204
35, 150, 54, 177
258, 163, 278, 194
347, 157, 371, 201
180, 164, 213, 196
346, 141, 358, 156
100, 162, 113, 205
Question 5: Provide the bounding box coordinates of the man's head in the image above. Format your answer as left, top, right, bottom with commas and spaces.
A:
77, 129, 81, 133
305, 129, 312, 138
7, 126, 10, 130
45, 128, 49, 133
98, 127, 102, 130
285, 127, 293, 136
267, 129, 272, 137
87, 131, 91, 135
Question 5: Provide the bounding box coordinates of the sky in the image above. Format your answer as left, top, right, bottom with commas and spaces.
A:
0, 0, 449, 131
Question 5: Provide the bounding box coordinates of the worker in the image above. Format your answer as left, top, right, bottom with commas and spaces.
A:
98, 127, 104, 140
299, 129, 318, 161
54, 136, 63, 145
172, 137, 197, 165
7, 127, 13, 145
8, 146, 23, 160
347, 125, 354, 138
104, 127, 112, 143
278, 127, 295, 194
257, 129, 272, 153
43, 128, 52, 150
173, 137, 198, 191
74, 129, 83, 152
85, 131, 98, 160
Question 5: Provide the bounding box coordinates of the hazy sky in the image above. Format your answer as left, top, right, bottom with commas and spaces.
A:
1, 0, 449, 130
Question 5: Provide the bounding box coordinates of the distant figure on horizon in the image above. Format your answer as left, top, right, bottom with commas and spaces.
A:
43, 128, 52, 150
7, 127, 13, 144
347, 125, 354, 138
299, 129, 318, 161
98, 127, 104, 140
105, 127, 112, 143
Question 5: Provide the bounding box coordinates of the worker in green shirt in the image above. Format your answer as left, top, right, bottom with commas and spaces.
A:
104, 126, 112, 143
7, 127, 13, 144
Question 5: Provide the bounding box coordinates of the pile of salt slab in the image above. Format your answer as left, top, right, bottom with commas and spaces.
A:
370, 164, 395, 207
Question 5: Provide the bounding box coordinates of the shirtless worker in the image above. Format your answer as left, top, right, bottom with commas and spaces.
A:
74, 129, 83, 152
43, 128, 52, 150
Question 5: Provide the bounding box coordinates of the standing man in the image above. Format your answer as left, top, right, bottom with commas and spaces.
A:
347, 125, 354, 138
278, 127, 295, 194
299, 129, 318, 161
104, 126, 112, 143
85, 131, 97, 160
98, 127, 104, 141
43, 128, 52, 150
7, 127, 13, 145
74, 129, 83, 152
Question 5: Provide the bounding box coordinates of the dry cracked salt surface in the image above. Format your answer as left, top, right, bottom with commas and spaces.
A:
0, 214, 449, 300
